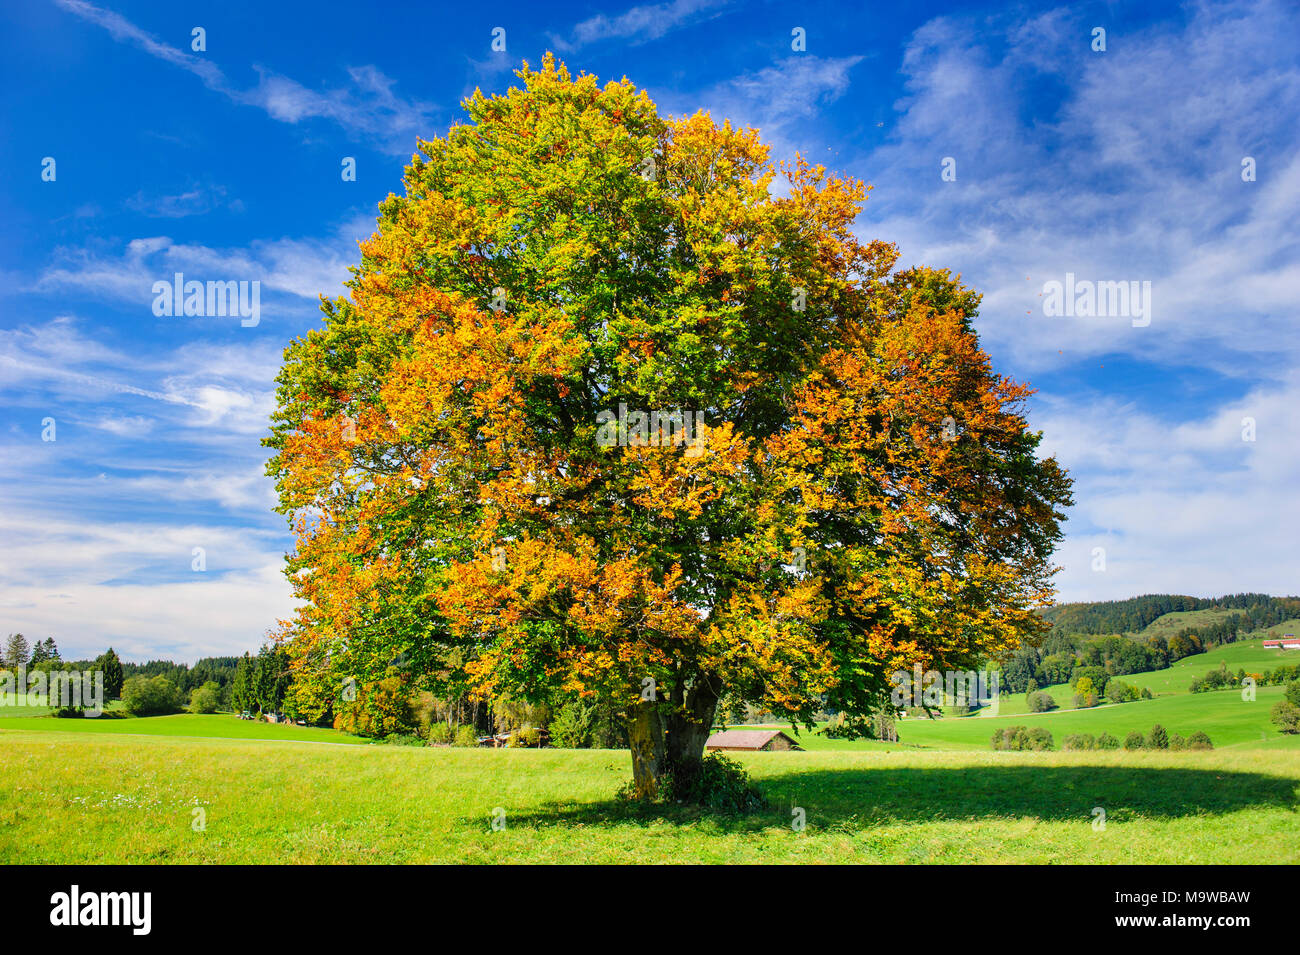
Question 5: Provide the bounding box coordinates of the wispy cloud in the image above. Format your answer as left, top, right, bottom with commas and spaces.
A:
91, 414, 156, 437
34, 219, 367, 310
0, 314, 295, 660
551, 0, 733, 51
656, 54, 865, 181
712, 55, 864, 127
125, 183, 233, 219
847, 0, 1300, 599
52, 0, 228, 88
0, 508, 292, 659
53, 0, 438, 153
1039, 372, 1300, 602
857, 1, 1300, 375
1, 318, 287, 436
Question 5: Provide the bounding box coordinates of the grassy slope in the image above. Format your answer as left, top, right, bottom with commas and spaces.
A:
0, 713, 370, 744
1, 731, 1295, 864
0, 705, 56, 718
0, 700, 126, 720
1134, 610, 1300, 643
749, 636, 1300, 752
856, 685, 1298, 752
971, 635, 1298, 716
1135, 608, 1241, 639
1245, 617, 1300, 640
1121, 639, 1298, 695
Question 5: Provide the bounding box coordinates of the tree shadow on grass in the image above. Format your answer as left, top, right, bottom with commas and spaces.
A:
493, 764, 1299, 834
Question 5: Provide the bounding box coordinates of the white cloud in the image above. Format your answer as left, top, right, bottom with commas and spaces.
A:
553, 0, 733, 51
34, 219, 367, 310
0, 320, 285, 509
52, 0, 227, 89
718, 55, 864, 127
0, 563, 293, 662
0, 483, 294, 660
125, 184, 230, 219
1039, 373, 1300, 602
833, 1, 1300, 603
858, 0, 1300, 375
53, 0, 439, 154
92, 415, 155, 437
655, 54, 866, 178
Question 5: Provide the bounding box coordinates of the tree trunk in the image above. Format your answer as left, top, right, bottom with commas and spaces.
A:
624, 675, 720, 799
664, 677, 720, 792
627, 700, 665, 799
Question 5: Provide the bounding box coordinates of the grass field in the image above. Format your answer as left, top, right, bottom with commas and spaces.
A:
0, 712, 372, 744
736, 637, 1300, 753
924, 637, 1298, 720
1136, 608, 1242, 639
1121, 639, 1299, 696
0, 700, 124, 720
2, 619, 1296, 864
0, 704, 56, 718
824, 685, 1297, 751
1, 729, 1296, 864
1014, 637, 1294, 704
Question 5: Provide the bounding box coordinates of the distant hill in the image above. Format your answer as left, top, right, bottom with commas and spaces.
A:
1041, 593, 1300, 638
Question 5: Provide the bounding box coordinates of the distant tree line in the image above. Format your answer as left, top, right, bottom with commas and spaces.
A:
998, 593, 1300, 695
1190, 661, 1300, 694
3, 635, 125, 700
2, 633, 250, 717
1040, 593, 1300, 638
991, 724, 1214, 752
1000, 631, 1175, 695
5, 631, 629, 745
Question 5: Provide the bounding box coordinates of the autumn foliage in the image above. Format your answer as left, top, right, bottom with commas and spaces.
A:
266, 56, 1073, 796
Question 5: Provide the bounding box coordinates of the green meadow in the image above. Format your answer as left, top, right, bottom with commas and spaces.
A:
0, 711, 370, 744
773, 684, 1297, 752
2, 626, 1297, 864
1, 730, 1296, 864
1121, 636, 1300, 695
1, 692, 1296, 864
1135, 608, 1242, 639
934, 637, 1298, 717
753, 638, 1300, 753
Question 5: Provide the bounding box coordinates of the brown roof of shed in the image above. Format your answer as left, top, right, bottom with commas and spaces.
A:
705, 729, 801, 750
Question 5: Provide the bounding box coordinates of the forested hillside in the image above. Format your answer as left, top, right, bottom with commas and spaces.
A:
996, 593, 1300, 696
1041, 594, 1300, 637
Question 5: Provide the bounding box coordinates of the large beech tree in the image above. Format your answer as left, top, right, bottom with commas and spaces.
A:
266, 56, 1073, 797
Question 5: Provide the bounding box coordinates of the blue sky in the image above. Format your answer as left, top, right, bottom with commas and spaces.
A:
2, 0, 1297, 662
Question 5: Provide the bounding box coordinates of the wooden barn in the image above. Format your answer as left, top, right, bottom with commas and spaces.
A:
705, 729, 803, 752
